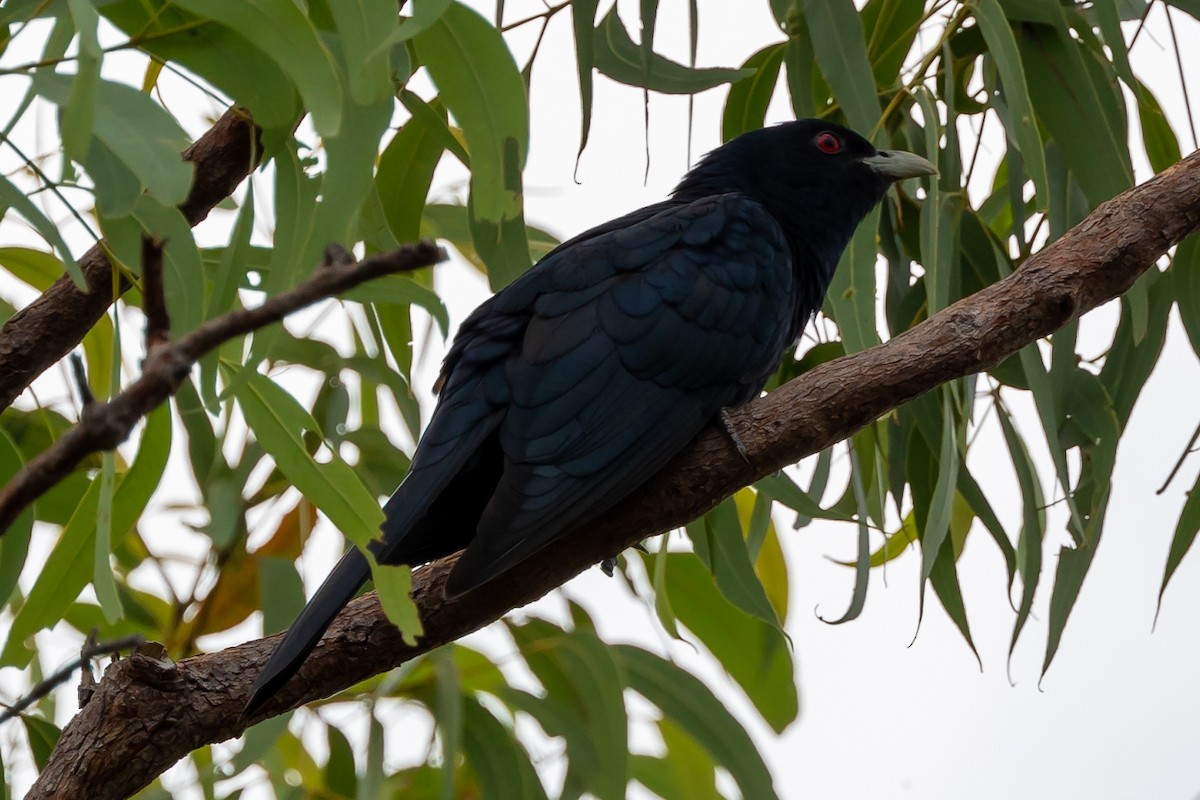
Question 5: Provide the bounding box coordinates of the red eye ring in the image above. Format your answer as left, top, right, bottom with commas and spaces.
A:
815, 132, 842, 154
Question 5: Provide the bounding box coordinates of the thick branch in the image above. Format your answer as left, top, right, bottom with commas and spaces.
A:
0, 107, 263, 412
0, 242, 446, 535
28, 149, 1200, 800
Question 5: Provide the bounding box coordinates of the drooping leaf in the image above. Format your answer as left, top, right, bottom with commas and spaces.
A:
1, 406, 171, 666
32, 71, 192, 207
0, 174, 83, 288
800, 0, 879, 131
0, 428, 33, 606
234, 370, 383, 551
592, 7, 752, 94
572, 0, 600, 158
825, 207, 882, 352
460, 695, 550, 800
413, 1, 531, 288
974, 0, 1050, 206
653, 551, 798, 733
1157, 471, 1200, 616
615, 645, 779, 800
172, 0, 344, 135
721, 43, 785, 142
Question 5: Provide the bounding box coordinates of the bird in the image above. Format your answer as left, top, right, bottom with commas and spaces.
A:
244, 119, 936, 715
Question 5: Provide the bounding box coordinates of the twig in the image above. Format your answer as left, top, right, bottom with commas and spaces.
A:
0, 634, 145, 725
0, 107, 264, 413
1157, 416, 1200, 494
68, 354, 94, 408
0, 241, 446, 536
141, 237, 170, 352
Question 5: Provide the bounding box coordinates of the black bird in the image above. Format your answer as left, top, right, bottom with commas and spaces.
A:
244, 120, 936, 714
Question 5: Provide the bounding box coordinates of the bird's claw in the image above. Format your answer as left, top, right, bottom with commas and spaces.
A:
720, 408, 752, 465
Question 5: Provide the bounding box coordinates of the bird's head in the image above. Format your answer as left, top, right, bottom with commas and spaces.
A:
673, 119, 937, 271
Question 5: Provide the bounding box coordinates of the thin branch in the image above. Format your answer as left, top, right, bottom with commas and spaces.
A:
26, 147, 1200, 800
1156, 416, 1200, 494
141, 237, 170, 352
0, 107, 264, 413
0, 241, 446, 535
0, 634, 145, 725
68, 353, 94, 408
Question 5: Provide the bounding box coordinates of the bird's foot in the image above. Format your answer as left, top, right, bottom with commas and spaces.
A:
598, 542, 649, 577
719, 408, 752, 465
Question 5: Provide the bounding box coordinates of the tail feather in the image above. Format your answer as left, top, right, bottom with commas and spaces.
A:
244, 547, 369, 716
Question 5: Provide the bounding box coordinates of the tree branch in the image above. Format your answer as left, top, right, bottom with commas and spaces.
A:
27, 149, 1200, 800
0, 107, 263, 413
0, 242, 447, 536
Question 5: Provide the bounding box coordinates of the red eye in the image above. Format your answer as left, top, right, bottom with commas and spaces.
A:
815, 132, 842, 154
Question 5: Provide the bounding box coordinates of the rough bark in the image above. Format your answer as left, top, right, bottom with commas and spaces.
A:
0, 108, 262, 412
26, 148, 1200, 800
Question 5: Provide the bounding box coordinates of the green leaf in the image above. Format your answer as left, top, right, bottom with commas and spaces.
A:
0, 174, 83, 288
1157, 471, 1200, 616
100, 195, 207, 338
919, 394, 960, 590
655, 551, 798, 733
326, 723, 358, 798
460, 695, 549, 800
1, 406, 171, 666
1135, 80, 1182, 173
328, 0, 396, 105
32, 71, 192, 207
754, 471, 852, 522
63, 0, 102, 166
996, 400, 1044, 661
721, 43, 786, 142
0, 428, 33, 606
631, 724, 723, 800
572, 0, 600, 157
592, 7, 752, 94
800, 0, 880, 131
615, 645, 779, 800
1017, 24, 1132, 206
21, 716, 60, 771
927, 523, 980, 663
957, 466, 1016, 589
201, 186, 256, 410
825, 207, 882, 352
311, 91, 395, 249
372, 0, 453, 47
376, 96, 449, 345
507, 620, 628, 800
1175, 236, 1200, 360
94, 450, 123, 624
974, 0, 1050, 207
1099, 267, 1172, 429
99, 1, 300, 131
687, 499, 779, 627
343, 275, 449, 337
413, 2, 530, 288
233, 370, 383, 551
431, 647, 462, 800
372, 563, 422, 646
172, 0, 344, 136
862, 0, 926, 86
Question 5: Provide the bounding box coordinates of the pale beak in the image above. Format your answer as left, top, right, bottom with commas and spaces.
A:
861, 149, 939, 180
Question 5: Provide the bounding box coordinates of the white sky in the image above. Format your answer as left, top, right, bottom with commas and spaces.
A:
2, 1, 1200, 799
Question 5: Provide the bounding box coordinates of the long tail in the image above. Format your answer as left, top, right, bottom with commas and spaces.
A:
243, 546, 369, 716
